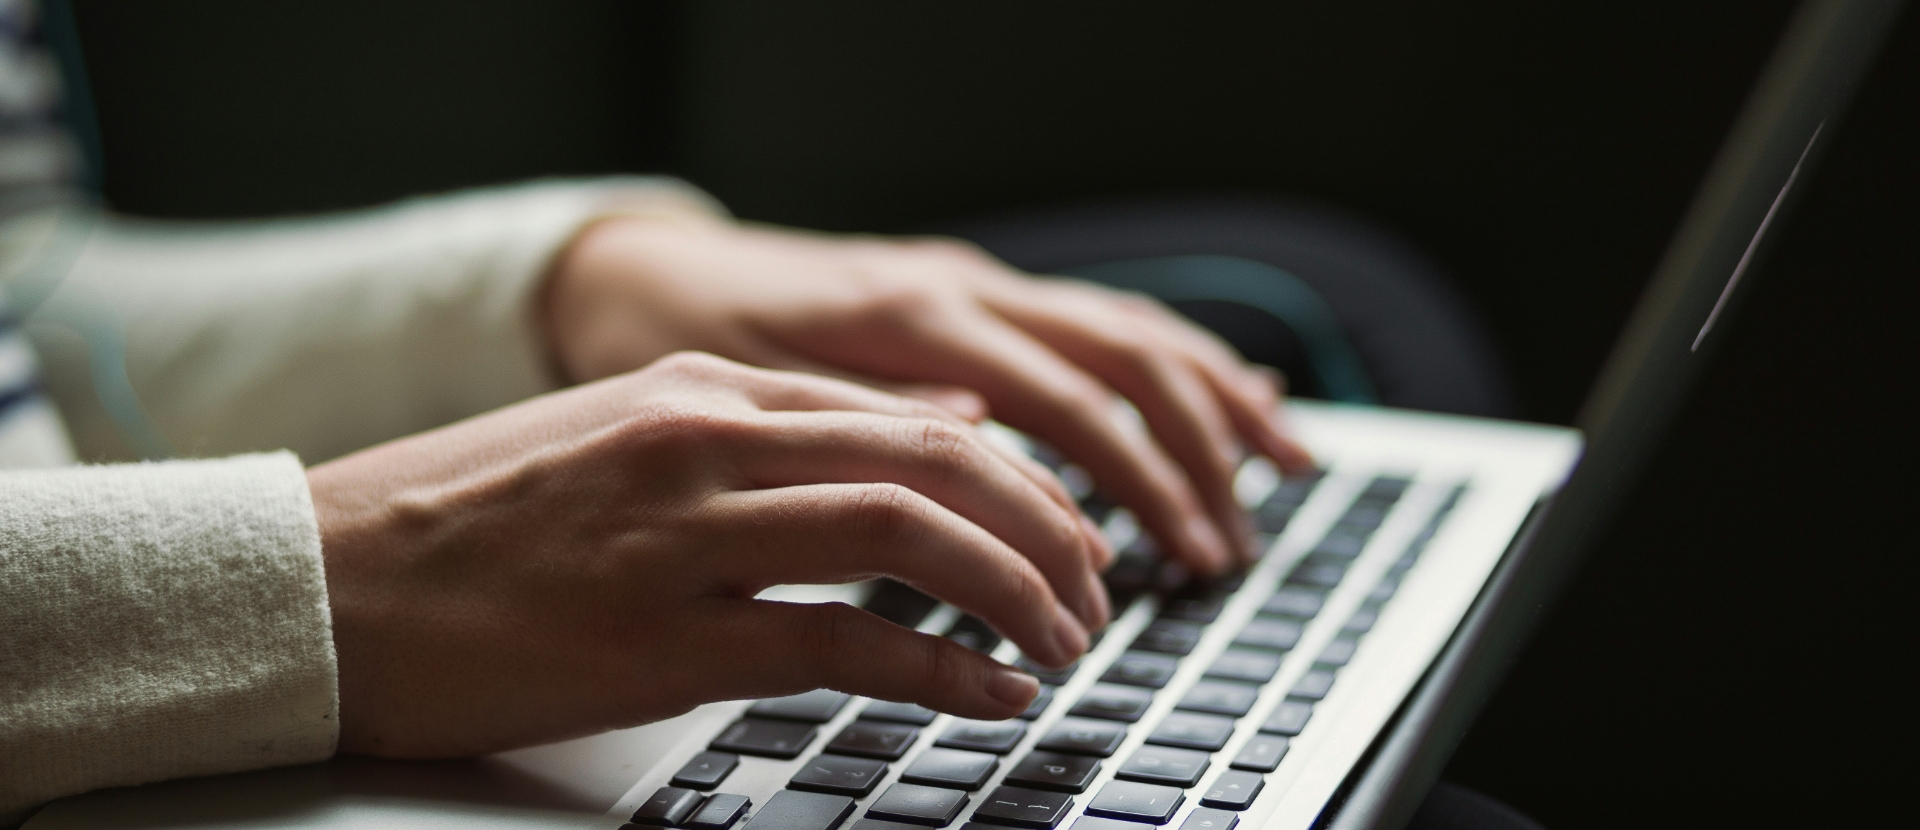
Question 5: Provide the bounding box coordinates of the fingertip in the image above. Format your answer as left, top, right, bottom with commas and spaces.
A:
1183, 515, 1235, 578
1080, 514, 1114, 570
1051, 603, 1091, 665
986, 667, 1041, 711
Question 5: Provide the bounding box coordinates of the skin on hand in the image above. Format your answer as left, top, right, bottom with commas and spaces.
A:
310, 353, 1109, 758
544, 217, 1317, 577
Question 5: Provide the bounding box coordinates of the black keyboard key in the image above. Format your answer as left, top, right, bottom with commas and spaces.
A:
973, 786, 1074, 829
1285, 561, 1347, 589
1316, 638, 1359, 667
864, 700, 940, 725
712, 718, 818, 759
673, 751, 741, 790
1255, 500, 1297, 534
1260, 701, 1313, 736
1016, 657, 1079, 687
1086, 781, 1185, 825
1132, 619, 1206, 655
790, 755, 890, 797
1019, 685, 1056, 721
1116, 745, 1210, 788
1233, 618, 1302, 652
1102, 652, 1179, 689
1199, 771, 1264, 811
1363, 477, 1412, 501
947, 616, 1003, 653
1230, 735, 1290, 772
1146, 713, 1236, 752
853, 821, 934, 830
1068, 684, 1154, 723
1177, 808, 1240, 830
688, 794, 752, 830
937, 720, 1028, 754
1314, 528, 1371, 557
1036, 717, 1128, 757
1004, 751, 1102, 793
1070, 818, 1151, 830
867, 783, 970, 827
633, 787, 705, 826
864, 579, 941, 628
828, 720, 920, 760
1367, 580, 1400, 603
1260, 589, 1325, 619
1206, 649, 1281, 684
1289, 669, 1337, 701
1341, 607, 1379, 634
750, 690, 852, 723
1177, 681, 1259, 718
1159, 593, 1229, 623
742, 790, 855, 830
903, 748, 1000, 791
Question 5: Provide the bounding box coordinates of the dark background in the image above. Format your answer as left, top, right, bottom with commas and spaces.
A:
68, 1, 1914, 827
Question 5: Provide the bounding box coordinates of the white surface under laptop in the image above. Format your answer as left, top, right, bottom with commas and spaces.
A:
25, 402, 1580, 830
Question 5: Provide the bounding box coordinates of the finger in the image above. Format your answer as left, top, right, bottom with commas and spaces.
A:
978, 290, 1255, 563
709, 599, 1040, 720
897, 311, 1235, 576
741, 347, 995, 423
1113, 300, 1318, 473
703, 483, 1091, 667
654, 352, 976, 425
733, 411, 1107, 628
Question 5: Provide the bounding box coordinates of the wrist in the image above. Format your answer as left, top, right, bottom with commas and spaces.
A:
539, 213, 720, 384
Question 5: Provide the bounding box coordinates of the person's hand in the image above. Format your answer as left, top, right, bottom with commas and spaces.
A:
543, 218, 1316, 577
308, 352, 1108, 758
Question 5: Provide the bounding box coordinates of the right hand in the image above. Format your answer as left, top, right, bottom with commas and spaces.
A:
307, 352, 1110, 758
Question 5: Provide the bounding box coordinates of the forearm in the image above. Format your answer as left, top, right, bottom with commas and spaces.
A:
27, 176, 721, 463
0, 453, 333, 820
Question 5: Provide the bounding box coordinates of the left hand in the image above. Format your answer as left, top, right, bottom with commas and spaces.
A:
541, 217, 1315, 576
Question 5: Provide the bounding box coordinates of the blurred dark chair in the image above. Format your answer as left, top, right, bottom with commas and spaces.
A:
946, 196, 1516, 418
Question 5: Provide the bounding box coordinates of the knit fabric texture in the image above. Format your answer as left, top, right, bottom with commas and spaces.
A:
0, 452, 333, 817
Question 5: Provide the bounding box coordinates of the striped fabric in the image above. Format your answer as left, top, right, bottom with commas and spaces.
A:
0, 0, 78, 467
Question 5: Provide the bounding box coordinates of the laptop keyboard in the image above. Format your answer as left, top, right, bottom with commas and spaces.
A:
622, 448, 1467, 830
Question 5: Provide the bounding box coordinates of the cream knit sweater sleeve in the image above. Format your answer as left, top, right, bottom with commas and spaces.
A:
1, 177, 722, 819
27, 175, 722, 463
0, 453, 329, 818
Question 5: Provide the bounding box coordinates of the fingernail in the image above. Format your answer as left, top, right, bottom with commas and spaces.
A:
1185, 515, 1232, 575
1052, 603, 1091, 664
1080, 515, 1114, 569
987, 667, 1041, 709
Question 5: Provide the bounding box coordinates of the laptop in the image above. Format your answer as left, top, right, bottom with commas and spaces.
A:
22, 1, 1901, 828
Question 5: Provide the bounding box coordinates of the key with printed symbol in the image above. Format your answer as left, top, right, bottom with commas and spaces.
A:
1146, 712, 1236, 752
672, 751, 740, 790
901, 748, 1000, 791
1229, 734, 1289, 772
1199, 771, 1264, 811
1177, 808, 1241, 830
937, 720, 1028, 754
789, 755, 890, 797
1260, 701, 1313, 736
828, 720, 920, 760
1004, 751, 1101, 793
865, 783, 971, 827
1085, 780, 1185, 825
687, 793, 751, 830
1116, 745, 1210, 788
970, 785, 1074, 828
741, 790, 854, 830
711, 718, 818, 759
1035, 717, 1128, 757
632, 787, 705, 826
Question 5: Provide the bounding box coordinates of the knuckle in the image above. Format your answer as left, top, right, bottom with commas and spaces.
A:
910, 418, 976, 474
845, 483, 933, 548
